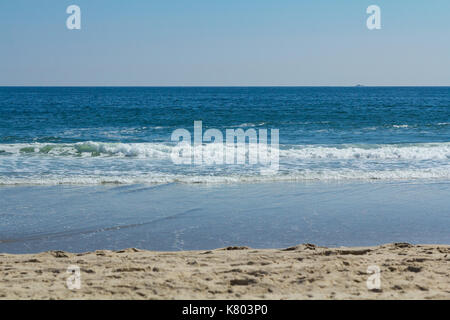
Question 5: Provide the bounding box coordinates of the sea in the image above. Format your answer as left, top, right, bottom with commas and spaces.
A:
0, 87, 449, 253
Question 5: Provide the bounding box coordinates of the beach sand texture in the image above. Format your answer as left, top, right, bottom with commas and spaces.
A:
0, 243, 449, 300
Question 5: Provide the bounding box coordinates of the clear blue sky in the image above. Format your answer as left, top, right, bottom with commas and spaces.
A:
1, 0, 449, 86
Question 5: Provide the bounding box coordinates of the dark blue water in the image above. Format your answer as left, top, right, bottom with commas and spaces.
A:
1, 87, 449, 144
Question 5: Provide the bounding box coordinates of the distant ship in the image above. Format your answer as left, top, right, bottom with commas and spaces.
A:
355, 84, 365, 87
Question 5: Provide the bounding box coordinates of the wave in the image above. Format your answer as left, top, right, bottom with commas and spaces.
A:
1, 141, 449, 185
236, 122, 267, 128
0, 167, 450, 186
1, 142, 449, 161
0, 142, 173, 158
282, 143, 450, 161
392, 124, 409, 128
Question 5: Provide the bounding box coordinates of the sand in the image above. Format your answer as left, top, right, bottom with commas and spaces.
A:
0, 243, 449, 300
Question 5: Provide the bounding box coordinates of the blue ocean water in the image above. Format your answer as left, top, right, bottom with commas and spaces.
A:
0, 87, 449, 185
0, 87, 449, 252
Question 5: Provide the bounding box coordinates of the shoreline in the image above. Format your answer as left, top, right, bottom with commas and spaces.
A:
0, 243, 449, 299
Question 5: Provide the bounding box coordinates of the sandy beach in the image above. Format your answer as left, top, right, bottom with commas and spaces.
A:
0, 243, 448, 300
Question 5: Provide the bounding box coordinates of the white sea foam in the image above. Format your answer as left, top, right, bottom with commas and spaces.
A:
237, 122, 267, 128
281, 143, 450, 161
1, 142, 450, 161
0, 167, 450, 186
0, 142, 173, 158
1, 142, 449, 185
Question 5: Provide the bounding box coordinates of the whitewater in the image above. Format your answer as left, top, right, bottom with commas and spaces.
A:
1, 141, 449, 185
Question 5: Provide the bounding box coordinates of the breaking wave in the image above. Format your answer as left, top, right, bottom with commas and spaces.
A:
0, 142, 449, 185
0, 141, 449, 160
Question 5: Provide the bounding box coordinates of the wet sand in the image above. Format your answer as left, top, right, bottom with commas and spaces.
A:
0, 243, 449, 299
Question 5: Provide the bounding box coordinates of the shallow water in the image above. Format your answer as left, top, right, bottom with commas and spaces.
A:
1, 181, 449, 253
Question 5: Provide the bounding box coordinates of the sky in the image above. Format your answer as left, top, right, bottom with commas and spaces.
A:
1, 0, 450, 86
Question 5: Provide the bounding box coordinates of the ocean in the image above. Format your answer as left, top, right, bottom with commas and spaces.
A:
0, 87, 449, 253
